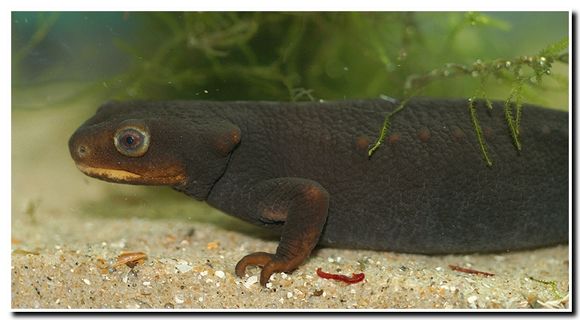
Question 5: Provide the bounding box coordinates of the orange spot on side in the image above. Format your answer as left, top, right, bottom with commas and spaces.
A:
451, 126, 465, 141
541, 125, 551, 135
388, 133, 401, 144
355, 136, 370, 151
417, 127, 431, 142
483, 127, 493, 139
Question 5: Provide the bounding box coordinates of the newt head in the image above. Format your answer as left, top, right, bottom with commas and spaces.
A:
69, 101, 241, 200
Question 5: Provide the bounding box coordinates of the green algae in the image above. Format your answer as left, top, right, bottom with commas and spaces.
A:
368, 37, 569, 165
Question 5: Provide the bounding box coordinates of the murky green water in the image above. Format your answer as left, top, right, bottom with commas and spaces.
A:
12, 12, 569, 108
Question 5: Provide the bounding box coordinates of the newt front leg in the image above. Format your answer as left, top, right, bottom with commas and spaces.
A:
234, 178, 329, 286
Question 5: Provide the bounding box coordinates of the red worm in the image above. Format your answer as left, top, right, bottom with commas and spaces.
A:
316, 268, 365, 284
449, 264, 495, 277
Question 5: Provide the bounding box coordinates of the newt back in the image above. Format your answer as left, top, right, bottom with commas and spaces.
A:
205, 98, 568, 253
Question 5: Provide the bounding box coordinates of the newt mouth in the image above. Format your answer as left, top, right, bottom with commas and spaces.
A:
75, 164, 142, 182
75, 163, 187, 185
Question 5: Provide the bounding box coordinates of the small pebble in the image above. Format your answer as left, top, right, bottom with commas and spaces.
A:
215, 270, 225, 279
174, 294, 185, 304
82, 279, 91, 285
110, 239, 126, 249
244, 276, 258, 288
175, 262, 193, 274
206, 241, 219, 250
465, 278, 476, 284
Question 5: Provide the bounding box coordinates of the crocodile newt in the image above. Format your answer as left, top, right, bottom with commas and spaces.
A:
68, 98, 569, 286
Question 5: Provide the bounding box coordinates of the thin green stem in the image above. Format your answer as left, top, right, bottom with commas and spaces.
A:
468, 98, 493, 167
367, 95, 413, 158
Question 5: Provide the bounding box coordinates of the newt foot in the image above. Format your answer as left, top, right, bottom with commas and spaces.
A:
235, 252, 297, 286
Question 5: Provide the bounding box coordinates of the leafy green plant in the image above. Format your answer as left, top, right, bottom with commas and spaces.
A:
367, 37, 569, 165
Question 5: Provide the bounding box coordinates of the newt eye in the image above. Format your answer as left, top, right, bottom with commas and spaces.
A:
114, 125, 150, 157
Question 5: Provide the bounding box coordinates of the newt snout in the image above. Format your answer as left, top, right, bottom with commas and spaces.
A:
69, 131, 91, 162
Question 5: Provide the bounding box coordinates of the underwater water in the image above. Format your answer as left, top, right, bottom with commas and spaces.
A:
12, 12, 568, 107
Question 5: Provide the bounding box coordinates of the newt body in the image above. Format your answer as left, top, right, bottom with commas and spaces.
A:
69, 98, 568, 285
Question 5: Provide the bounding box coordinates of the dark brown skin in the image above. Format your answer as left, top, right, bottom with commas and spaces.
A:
69, 98, 568, 286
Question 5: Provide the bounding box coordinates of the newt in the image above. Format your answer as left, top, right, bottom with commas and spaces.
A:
68, 98, 568, 286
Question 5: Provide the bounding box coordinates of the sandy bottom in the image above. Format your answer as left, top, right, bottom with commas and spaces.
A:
11, 95, 570, 310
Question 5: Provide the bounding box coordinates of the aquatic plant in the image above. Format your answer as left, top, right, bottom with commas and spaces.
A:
12, 12, 568, 106
367, 37, 569, 164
